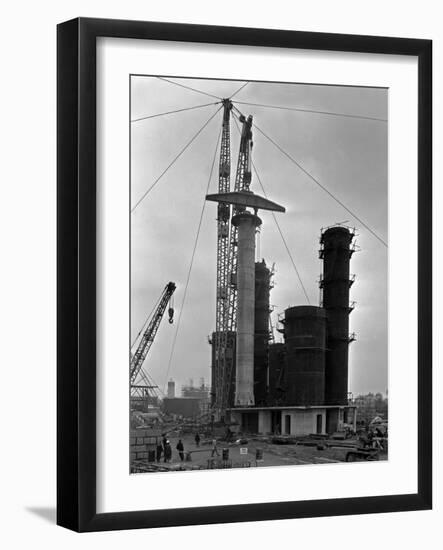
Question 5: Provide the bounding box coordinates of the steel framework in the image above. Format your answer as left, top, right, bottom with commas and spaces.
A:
130, 281, 176, 387
213, 100, 233, 412
213, 105, 254, 415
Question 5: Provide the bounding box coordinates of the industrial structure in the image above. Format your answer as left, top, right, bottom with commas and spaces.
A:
205, 103, 357, 436
224, 226, 357, 436
182, 378, 211, 400
162, 378, 211, 418
131, 95, 367, 438
167, 379, 175, 399
210, 100, 256, 416
206, 190, 285, 407
130, 282, 175, 411
128, 79, 391, 474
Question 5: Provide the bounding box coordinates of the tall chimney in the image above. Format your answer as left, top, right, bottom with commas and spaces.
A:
254, 260, 271, 405
232, 211, 262, 406
205, 190, 285, 409
320, 226, 355, 405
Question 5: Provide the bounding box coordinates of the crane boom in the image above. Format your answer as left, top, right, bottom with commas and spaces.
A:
212, 107, 254, 416
221, 113, 254, 411
130, 281, 176, 385
213, 99, 233, 411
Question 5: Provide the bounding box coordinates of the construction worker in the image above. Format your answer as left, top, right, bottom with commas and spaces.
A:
225, 427, 233, 442
211, 438, 219, 457
176, 439, 185, 461
195, 432, 201, 447
164, 440, 172, 462
156, 441, 163, 462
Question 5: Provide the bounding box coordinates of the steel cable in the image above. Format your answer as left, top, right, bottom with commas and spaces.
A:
157, 77, 221, 100
232, 103, 387, 248
233, 100, 387, 122
131, 101, 220, 123
131, 105, 223, 212
162, 126, 223, 391
232, 115, 312, 304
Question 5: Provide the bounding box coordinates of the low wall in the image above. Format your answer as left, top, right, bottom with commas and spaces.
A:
130, 428, 161, 462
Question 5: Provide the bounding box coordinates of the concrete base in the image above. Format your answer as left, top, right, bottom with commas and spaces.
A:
229, 405, 357, 436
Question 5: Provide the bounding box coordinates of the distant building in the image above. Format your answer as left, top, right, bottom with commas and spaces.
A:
179, 378, 211, 416
353, 392, 388, 425
167, 379, 175, 399
162, 397, 201, 418
182, 378, 211, 400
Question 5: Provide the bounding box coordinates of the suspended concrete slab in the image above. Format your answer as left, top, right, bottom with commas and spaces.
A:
205, 190, 285, 213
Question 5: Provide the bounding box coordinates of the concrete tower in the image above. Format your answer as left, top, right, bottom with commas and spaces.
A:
206, 190, 285, 408
283, 305, 327, 406
254, 260, 272, 405
320, 226, 355, 406
232, 210, 262, 405
167, 379, 175, 399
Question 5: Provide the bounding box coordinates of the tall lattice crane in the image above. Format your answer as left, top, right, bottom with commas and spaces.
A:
130, 281, 176, 388
213, 99, 233, 412
213, 103, 254, 416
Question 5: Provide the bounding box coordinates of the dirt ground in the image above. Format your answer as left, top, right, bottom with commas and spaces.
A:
148, 433, 387, 471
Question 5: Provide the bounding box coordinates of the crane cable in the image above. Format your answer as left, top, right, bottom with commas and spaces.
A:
130, 81, 246, 124
157, 77, 221, 100
162, 125, 223, 392
131, 101, 221, 123
229, 81, 249, 99
232, 115, 311, 305
254, 121, 388, 248
252, 160, 311, 305
231, 105, 387, 248
232, 100, 388, 122
131, 105, 223, 212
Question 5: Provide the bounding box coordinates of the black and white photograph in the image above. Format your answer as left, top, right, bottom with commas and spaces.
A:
129, 75, 388, 473
0, 0, 436, 542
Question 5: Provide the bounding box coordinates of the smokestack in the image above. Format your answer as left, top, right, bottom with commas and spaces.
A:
254, 260, 271, 405
268, 342, 286, 404
283, 305, 327, 405
167, 379, 175, 399
205, 190, 285, 409
320, 226, 355, 405
232, 211, 262, 406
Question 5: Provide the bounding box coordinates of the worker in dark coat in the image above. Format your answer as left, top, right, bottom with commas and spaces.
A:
211, 438, 219, 457
194, 433, 201, 447
156, 441, 163, 462
176, 439, 185, 461
164, 440, 172, 462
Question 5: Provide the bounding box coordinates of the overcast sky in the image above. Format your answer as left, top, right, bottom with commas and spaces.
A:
130, 76, 388, 399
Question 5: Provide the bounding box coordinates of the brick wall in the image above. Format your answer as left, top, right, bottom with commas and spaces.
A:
130, 428, 161, 462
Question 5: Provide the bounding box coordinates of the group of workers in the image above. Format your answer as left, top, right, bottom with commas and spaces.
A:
156, 435, 173, 463
155, 432, 220, 463
358, 426, 388, 451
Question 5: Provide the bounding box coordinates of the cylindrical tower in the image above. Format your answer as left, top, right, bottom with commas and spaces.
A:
232, 210, 262, 406
167, 379, 175, 399
254, 260, 271, 405
205, 188, 285, 410
283, 306, 327, 405
320, 226, 355, 405
210, 331, 236, 407
268, 342, 286, 405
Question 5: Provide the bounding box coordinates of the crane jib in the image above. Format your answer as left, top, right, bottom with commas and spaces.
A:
130, 282, 176, 384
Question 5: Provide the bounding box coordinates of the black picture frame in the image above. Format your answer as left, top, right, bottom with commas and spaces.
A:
57, 17, 432, 532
